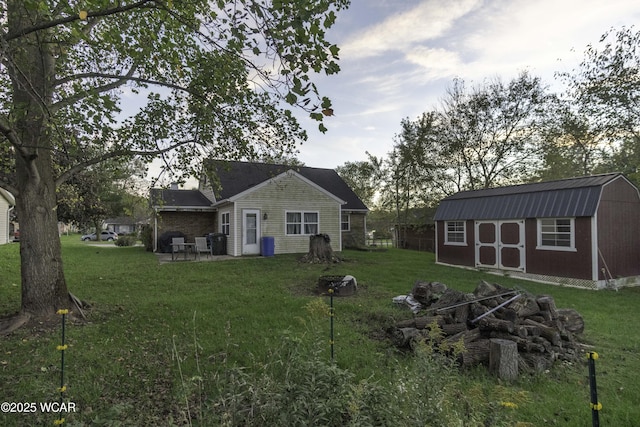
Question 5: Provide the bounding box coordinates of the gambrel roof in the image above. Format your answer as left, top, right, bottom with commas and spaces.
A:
434, 173, 628, 221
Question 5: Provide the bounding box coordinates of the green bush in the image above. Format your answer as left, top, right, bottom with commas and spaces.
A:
115, 235, 136, 246
140, 225, 153, 251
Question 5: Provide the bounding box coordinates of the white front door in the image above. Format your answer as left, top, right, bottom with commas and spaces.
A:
242, 209, 261, 255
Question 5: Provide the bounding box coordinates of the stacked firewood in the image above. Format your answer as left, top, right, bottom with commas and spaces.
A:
391, 280, 586, 374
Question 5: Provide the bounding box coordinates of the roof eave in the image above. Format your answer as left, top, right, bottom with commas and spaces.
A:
153, 206, 216, 212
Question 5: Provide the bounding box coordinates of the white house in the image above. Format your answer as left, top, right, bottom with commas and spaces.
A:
0, 188, 15, 245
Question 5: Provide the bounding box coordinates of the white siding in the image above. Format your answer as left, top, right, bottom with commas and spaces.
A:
0, 194, 10, 245
231, 173, 341, 255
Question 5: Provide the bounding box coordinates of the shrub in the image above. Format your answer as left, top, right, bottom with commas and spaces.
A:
115, 235, 136, 246
140, 225, 153, 251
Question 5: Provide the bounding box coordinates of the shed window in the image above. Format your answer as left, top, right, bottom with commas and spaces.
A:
537, 218, 575, 251
445, 221, 466, 245
286, 211, 319, 235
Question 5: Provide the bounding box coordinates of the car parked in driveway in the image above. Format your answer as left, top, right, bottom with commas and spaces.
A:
81, 231, 118, 241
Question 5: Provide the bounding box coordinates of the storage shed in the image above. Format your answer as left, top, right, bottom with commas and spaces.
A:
434, 173, 640, 289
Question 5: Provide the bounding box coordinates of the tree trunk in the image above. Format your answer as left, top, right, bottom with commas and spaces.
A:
95, 220, 103, 241
8, 2, 70, 319
17, 175, 70, 318
489, 338, 519, 381
301, 234, 339, 263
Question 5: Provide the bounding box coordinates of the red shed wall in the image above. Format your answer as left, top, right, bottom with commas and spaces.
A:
525, 217, 593, 280
436, 220, 475, 267
596, 178, 640, 279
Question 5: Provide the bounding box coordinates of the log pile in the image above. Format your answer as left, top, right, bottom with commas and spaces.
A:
391, 280, 586, 376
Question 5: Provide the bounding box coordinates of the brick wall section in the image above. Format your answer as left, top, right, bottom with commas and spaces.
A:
155, 212, 217, 243
342, 212, 366, 248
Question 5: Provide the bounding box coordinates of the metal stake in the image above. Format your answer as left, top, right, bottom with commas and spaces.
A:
587, 352, 601, 427
329, 287, 335, 361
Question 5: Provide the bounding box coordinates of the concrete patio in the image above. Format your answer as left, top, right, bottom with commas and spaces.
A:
154, 251, 235, 264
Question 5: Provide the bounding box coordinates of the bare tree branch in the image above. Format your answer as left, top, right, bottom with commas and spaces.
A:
55, 138, 197, 186
50, 65, 139, 112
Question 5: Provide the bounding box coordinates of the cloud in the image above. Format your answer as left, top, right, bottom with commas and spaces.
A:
300, 0, 640, 170
441, 0, 640, 82
340, 0, 481, 59
404, 46, 464, 80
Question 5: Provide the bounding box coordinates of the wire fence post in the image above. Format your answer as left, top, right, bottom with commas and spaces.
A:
328, 287, 335, 362
55, 309, 69, 426
587, 351, 601, 427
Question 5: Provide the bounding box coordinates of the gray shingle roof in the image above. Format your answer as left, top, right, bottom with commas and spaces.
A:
207, 160, 368, 211
434, 173, 622, 221
150, 189, 213, 208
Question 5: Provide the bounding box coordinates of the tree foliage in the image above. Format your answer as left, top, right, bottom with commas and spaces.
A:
553, 25, 640, 186
561, 26, 640, 144
377, 72, 552, 223
536, 100, 610, 181
0, 0, 350, 318
335, 153, 382, 208
436, 72, 551, 190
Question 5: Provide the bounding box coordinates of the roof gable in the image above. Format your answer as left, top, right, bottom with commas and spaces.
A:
227, 169, 345, 204
434, 173, 624, 221
0, 188, 15, 206
206, 160, 368, 211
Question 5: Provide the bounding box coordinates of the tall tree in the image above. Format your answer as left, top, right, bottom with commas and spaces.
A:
379, 114, 440, 247
436, 72, 550, 190
536, 100, 609, 181
558, 26, 640, 182
56, 161, 137, 235
561, 26, 640, 146
0, 0, 349, 324
335, 152, 382, 208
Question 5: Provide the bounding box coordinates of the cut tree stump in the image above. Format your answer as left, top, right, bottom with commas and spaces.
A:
300, 234, 340, 263
489, 338, 519, 381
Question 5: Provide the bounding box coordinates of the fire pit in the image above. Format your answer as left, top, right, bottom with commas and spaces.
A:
317, 275, 357, 296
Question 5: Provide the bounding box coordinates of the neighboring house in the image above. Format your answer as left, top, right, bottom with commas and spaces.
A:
0, 188, 15, 245
151, 160, 369, 256
104, 216, 147, 235
434, 173, 640, 289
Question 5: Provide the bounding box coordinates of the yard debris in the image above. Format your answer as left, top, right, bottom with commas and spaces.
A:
318, 275, 357, 296
391, 280, 586, 377
392, 295, 422, 314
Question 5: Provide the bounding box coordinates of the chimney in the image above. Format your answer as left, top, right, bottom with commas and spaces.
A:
170, 182, 179, 190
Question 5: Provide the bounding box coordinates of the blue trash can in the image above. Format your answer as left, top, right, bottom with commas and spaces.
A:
261, 236, 275, 257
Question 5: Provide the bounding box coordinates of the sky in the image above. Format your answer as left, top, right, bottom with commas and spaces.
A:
291, 0, 640, 170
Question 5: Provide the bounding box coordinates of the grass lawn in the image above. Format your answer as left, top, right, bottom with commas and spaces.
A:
1, 235, 639, 426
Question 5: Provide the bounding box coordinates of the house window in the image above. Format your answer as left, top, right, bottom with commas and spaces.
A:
445, 221, 466, 245
221, 212, 230, 235
341, 213, 350, 231
537, 218, 575, 250
286, 211, 319, 235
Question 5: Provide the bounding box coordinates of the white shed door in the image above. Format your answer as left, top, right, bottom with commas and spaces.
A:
475, 220, 525, 271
